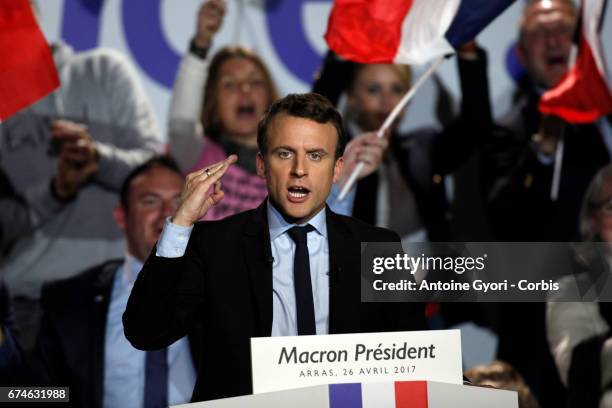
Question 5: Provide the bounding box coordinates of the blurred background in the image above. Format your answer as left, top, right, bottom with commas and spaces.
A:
37, 0, 612, 138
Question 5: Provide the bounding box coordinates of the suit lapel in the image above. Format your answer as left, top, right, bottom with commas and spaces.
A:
242, 202, 274, 336
326, 208, 359, 334
90, 262, 118, 408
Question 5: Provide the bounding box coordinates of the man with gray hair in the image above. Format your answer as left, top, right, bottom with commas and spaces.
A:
485, 0, 610, 241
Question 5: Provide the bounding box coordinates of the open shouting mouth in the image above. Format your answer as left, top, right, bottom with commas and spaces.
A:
287, 186, 310, 203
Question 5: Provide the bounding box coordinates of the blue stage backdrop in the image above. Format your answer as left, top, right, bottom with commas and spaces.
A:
37, 0, 610, 139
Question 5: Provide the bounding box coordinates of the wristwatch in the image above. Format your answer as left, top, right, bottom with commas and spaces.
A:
189, 38, 209, 60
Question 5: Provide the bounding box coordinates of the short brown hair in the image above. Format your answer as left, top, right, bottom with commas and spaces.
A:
257, 93, 347, 160
200, 46, 279, 139
119, 156, 182, 209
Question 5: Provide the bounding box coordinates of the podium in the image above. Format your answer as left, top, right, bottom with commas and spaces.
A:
173, 380, 518, 407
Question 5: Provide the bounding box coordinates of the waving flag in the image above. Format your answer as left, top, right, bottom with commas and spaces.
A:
0, 0, 59, 121
539, 0, 612, 123
324, 0, 516, 65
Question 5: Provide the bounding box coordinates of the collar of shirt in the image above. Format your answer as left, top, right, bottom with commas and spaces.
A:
120, 252, 144, 289
267, 200, 327, 241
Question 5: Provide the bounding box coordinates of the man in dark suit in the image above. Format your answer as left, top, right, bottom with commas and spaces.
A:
123, 93, 426, 402
33, 156, 201, 408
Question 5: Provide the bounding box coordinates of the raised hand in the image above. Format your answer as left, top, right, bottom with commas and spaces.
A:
172, 155, 237, 226
51, 120, 99, 199
532, 115, 565, 156
339, 131, 390, 185
193, 0, 227, 49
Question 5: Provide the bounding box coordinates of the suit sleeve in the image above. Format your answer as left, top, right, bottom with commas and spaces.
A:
311, 50, 355, 107
92, 49, 163, 190
29, 285, 72, 387
375, 228, 427, 332
167, 53, 209, 173
566, 334, 609, 408
431, 48, 493, 176
123, 225, 206, 350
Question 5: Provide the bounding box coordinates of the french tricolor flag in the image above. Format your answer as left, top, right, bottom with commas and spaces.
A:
539, 0, 612, 123
0, 0, 59, 120
327, 381, 518, 407
329, 382, 428, 407
324, 0, 516, 65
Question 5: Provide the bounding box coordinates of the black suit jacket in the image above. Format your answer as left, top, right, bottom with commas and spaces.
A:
33, 260, 203, 408
124, 203, 426, 402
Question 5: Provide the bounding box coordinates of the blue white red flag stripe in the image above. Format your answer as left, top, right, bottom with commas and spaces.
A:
395, 381, 428, 408
327, 382, 429, 407
325, 0, 516, 65
329, 383, 362, 407
361, 381, 396, 406
445, 0, 516, 47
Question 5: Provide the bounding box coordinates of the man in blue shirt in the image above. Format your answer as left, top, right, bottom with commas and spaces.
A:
124, 93, 426, 402
33, 156, 198, 408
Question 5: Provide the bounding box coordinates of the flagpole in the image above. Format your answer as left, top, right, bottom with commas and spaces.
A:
338, 54, 447, 200
550, 128, 565, 201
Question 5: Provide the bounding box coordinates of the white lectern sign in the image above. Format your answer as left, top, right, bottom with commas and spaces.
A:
251, 329, 462, 394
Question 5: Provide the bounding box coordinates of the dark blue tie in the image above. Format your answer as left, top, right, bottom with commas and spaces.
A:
287, 225, 316, 335
144, 348, 167, 408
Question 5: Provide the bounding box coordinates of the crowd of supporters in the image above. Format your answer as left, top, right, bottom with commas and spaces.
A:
1, 0, 611, 407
